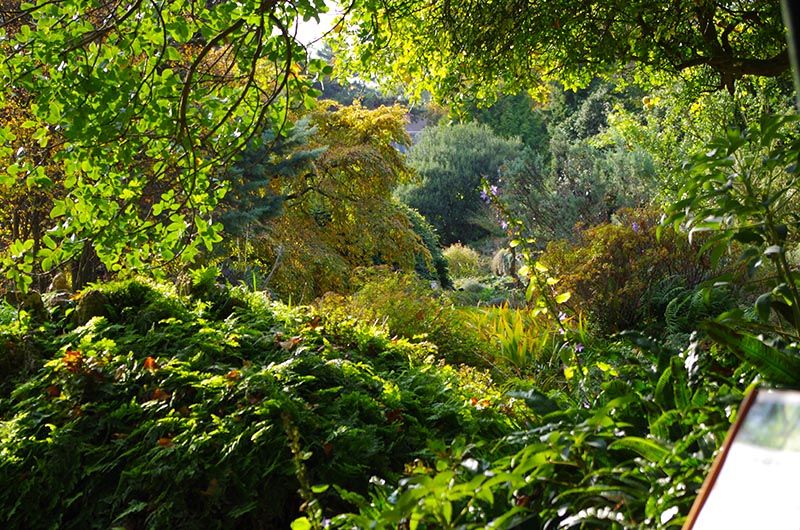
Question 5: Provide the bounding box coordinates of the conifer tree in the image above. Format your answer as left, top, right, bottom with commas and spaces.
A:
219, 119, 325, 237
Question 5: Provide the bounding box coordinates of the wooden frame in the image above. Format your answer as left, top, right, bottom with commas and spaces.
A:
683, 388, 759, 530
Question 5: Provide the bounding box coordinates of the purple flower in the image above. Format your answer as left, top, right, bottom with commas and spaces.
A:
558, 311, 567, 322
479, 189, 490, 203
632, 222, 641, 234
574, 343, 584, 353
500, 220, 508, 230
490, 185, 499, 196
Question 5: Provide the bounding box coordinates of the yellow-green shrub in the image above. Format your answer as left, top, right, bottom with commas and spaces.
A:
318, 267, 491, 367
443, 243, 484, 279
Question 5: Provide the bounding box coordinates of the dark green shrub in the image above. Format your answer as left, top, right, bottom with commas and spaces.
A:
399, 203, 451, 288
0, 280, 516, 529
334, 339, 744, 529
399, 122, 522, 245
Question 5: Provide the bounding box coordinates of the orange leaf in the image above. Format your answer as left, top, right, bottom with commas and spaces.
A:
226, 369, 240, 381
278, 336, 303, 351
151, 388, 171, 401
45, 385, 60, 397
143, 356, 158, 372
62, 349, 83, 373
158, 437, 173, 447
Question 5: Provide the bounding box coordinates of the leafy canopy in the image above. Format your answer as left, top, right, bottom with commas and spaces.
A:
0, 0, 333, 287
334, 0, 790, 104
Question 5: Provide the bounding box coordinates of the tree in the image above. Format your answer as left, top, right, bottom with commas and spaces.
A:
219, 118, 324, 237
334, 0, 791, 104
399, 122, 522, 245
467, 92, 550, 151
243, 102, 433, 300
496, 84, 657, 242
0, 0, 335, 289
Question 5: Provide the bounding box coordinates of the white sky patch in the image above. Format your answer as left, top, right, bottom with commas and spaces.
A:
294, 7, 341, 50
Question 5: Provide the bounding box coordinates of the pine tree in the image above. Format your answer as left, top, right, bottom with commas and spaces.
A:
219, 119, 324, 237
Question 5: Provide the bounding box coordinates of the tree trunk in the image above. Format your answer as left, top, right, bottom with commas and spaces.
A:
71, 244, 102, 291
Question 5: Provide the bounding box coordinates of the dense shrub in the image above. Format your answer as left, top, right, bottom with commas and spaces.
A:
0, 279, 517, 529
442, 243, 484, 279
319, 268, 493, 368
400, 202, 451, 288
538, 208, 727, 334
333, 333, 744, 529
399, 122, 522, 245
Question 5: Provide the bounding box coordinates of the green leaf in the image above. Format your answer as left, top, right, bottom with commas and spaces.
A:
508, 389, 560, 415
670, 356, 690, 410
755, 293, 772, 322
654, 365, 673, 409
555, 291, 571, 304
702, 321, 800, 386
290, 518, 312, 530
609, 436, 669, 462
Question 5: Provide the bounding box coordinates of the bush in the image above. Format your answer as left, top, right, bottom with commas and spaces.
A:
400, 202, 451, 288
443, 243, 484, 279
461, 306, 560, 380
319, 268, 492, 368
399, 122, 522, 245
538, 208, 728, 334
334, 335, 743, 529
0, 279, 517, 529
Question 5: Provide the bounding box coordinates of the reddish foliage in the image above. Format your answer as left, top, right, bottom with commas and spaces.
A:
143, 356, 158, 372
62, 350, 83, 373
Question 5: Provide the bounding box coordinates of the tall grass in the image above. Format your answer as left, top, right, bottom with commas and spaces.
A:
461, 305, 560, 379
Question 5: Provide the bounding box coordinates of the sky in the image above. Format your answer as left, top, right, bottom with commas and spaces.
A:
294, 8, 341, 50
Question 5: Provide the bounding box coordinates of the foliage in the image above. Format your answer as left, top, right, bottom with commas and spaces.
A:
399, 203, 450, 289
0, 278, 519, 529
448, 276, 523, 308
0, 0, 339, 287
319, 268, 491, 368
334, 0, 789, 105
468, 92, 550, 150
330, 334, 747, 529
599, 78, 796, 197
399, 122, 522, 245
664, 286, 737, 343
665, 113, 800, 385
442, 244, 484, 279
240, 102, 429, 301
497, 84, 658, 242
538, 208, 724, 334
219, 119, 323, 238
0, 93, 67, 290
461, 306, 558, 379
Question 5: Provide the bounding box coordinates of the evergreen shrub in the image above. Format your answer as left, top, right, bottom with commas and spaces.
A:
0, 279, 515, 529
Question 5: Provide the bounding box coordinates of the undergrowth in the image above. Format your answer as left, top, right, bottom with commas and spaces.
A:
0, 279, 519, 529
